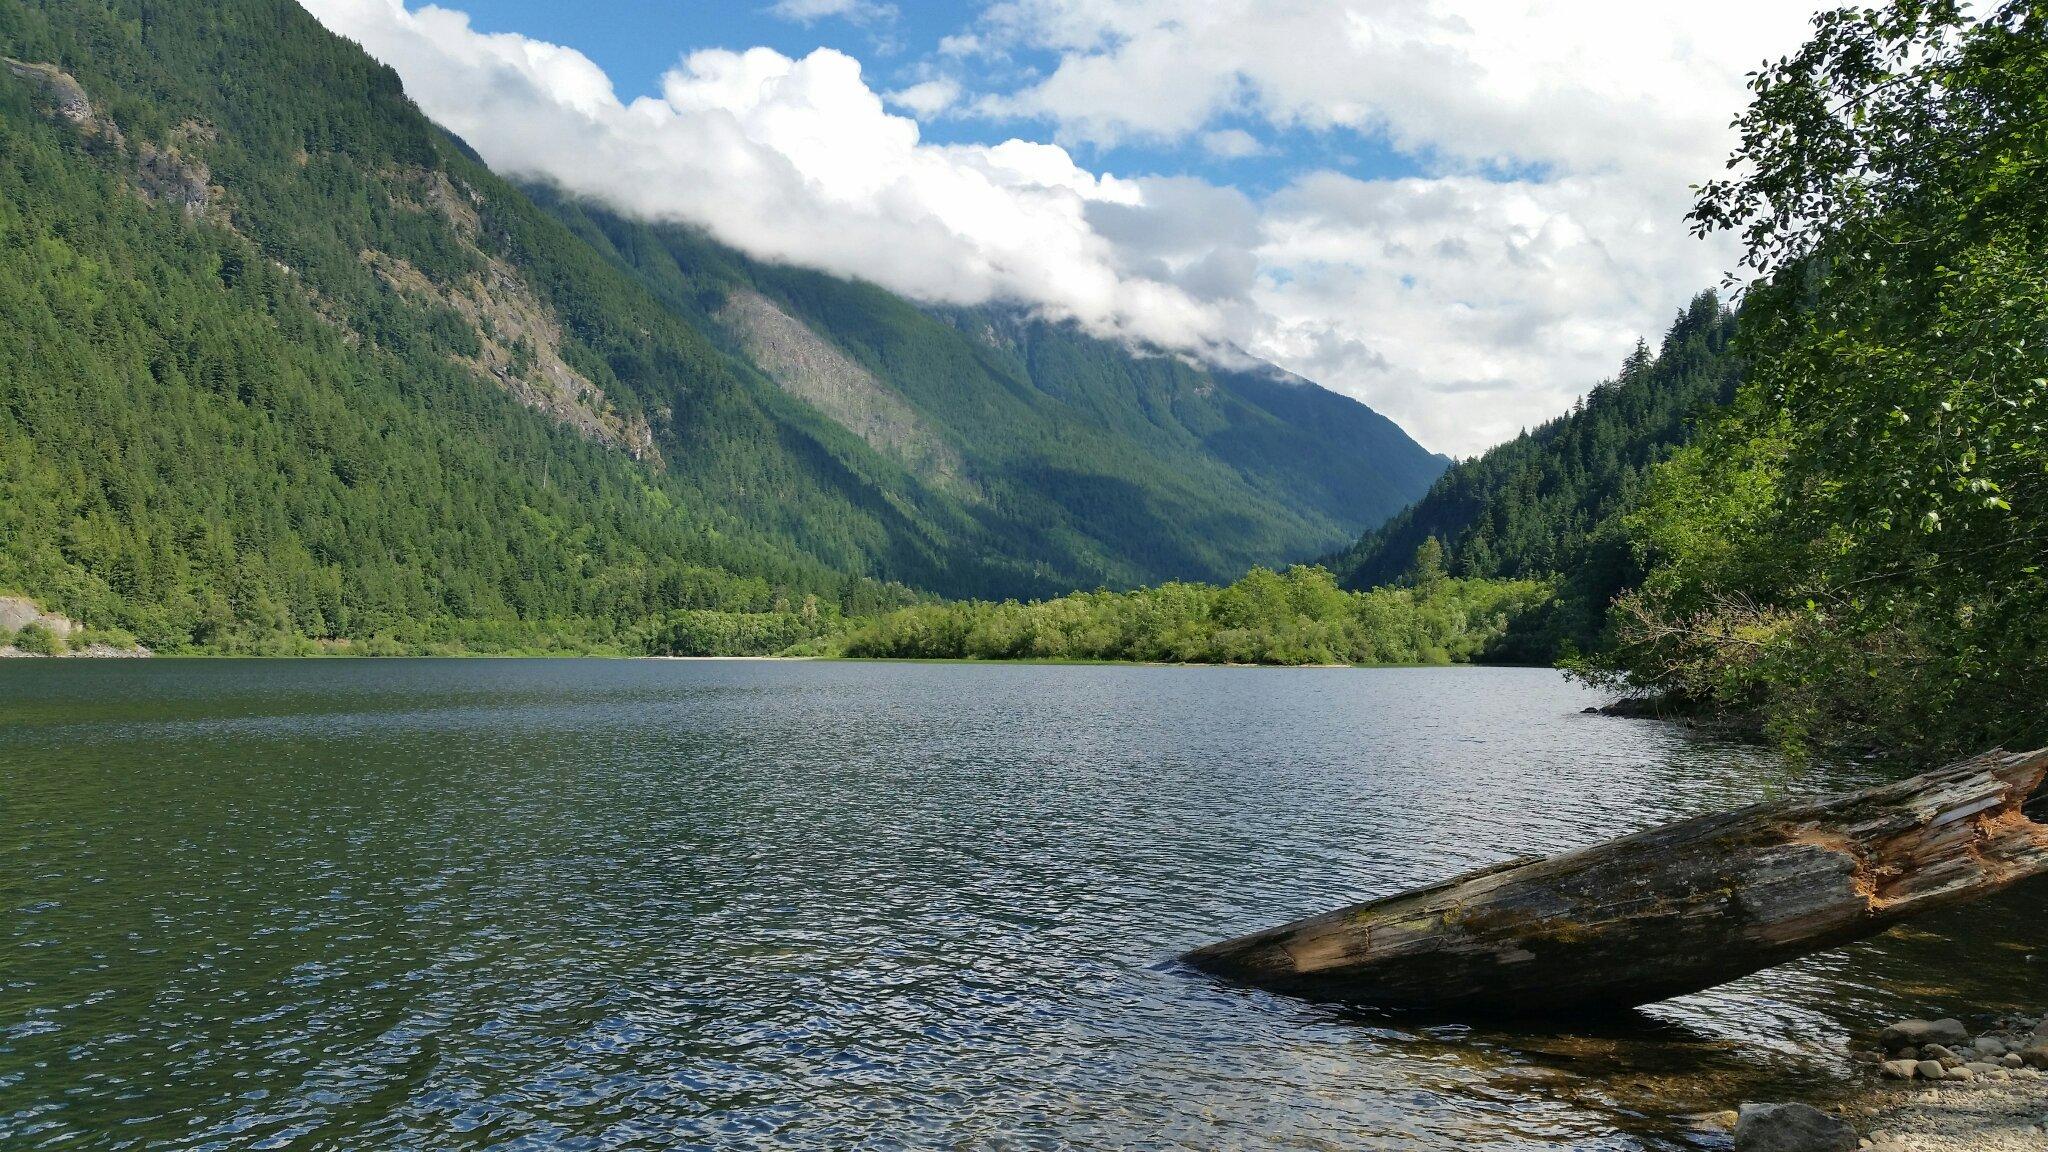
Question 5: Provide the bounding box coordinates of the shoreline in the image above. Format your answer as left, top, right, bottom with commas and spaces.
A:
1722, 1014, 2048, 1151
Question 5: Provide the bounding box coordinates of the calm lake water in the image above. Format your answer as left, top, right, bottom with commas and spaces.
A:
3, 660, 2043, 1150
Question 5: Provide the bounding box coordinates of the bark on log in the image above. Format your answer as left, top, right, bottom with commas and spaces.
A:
1186, 748, 2048, 1014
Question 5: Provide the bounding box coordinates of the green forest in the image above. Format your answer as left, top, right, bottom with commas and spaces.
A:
866, 2, 2048, 768
1575, 0, 2048, 763
2, 0, 2040, 770
0, 0, 1442, 655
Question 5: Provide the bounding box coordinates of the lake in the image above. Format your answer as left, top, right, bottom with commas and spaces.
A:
3, 660, 2043, 1150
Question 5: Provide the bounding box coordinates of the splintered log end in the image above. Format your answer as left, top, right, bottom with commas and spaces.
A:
1186, 748, 2048, 1015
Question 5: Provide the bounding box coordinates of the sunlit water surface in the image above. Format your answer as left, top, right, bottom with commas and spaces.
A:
3, 660, 2043, 1150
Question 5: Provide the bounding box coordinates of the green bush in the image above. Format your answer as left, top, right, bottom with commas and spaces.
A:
833, 565, 1555, 667
15, 622, 65, 656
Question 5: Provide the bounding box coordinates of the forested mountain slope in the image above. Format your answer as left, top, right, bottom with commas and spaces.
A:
532, 190, 1450, 589
0, 0, 1442, 651
1325, 292, 1741, 653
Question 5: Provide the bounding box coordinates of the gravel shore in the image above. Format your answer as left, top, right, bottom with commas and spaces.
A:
1736, 1015, 2048, 1151
1849, 1079, 2048, 1152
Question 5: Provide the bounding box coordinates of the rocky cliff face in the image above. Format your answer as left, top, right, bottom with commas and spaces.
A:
5, 58, 214, 219
364, 169, 663, 466
0, 595, 73, 638
3, 58, 90, 123
0, 596, 151, 657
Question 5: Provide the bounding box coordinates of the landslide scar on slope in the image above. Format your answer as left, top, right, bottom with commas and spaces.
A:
719, 290, 976, 499
370, 170, 662, 468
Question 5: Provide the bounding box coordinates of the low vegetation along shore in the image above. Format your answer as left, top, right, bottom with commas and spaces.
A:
0, 554, 1554, 668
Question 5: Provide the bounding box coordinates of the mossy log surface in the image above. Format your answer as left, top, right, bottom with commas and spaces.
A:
1186, 748, 2048, 1014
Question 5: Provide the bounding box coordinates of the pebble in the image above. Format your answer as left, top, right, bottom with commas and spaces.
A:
1881, 1060, 1919, 1080
1916, 1060, 1947, 1080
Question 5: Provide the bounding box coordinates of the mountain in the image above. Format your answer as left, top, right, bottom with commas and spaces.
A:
1325, 292, 1740, 655
0, 0, 1443, 652
533, 189, 1451, 593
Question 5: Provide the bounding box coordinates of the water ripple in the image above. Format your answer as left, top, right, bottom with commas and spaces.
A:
2, 660, 2042, 1150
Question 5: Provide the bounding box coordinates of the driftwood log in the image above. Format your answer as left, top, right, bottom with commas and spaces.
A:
1186, 748, 2048, 1014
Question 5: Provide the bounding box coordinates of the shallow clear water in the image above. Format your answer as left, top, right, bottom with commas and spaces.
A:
2, 660, 2042, 1150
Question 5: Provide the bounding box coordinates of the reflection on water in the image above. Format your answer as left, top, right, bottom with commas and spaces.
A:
2, 660, 2043, 1150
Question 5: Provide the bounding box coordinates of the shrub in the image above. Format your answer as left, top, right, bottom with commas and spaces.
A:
15, 623, 66, 656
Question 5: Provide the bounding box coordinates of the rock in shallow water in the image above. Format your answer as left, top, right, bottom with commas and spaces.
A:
1735, 1103, 1860, 1152
1881, 1019, 1968, 1051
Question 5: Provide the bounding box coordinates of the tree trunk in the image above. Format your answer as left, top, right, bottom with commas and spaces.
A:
1185, 748, 2048, 1014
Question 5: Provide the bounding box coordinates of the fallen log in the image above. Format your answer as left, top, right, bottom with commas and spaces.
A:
1186, 747, 2048, 1014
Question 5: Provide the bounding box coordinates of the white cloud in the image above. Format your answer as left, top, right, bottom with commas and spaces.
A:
886, 78, 960, 119
766, 0, 896, 26
951, 0, 1829, 452
973, 1, 1815, 181
1200, 129, 1265, 159
301, 0, 1830, 455
1248, 173, 1731, 452
303, 0, 1227, 357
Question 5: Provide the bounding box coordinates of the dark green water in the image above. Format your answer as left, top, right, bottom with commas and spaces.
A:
2, 660, 2043, 1150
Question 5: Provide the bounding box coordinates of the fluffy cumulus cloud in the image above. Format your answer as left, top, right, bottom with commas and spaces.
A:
959, 0, 1830, 450
302, 0, 1827, 454
304, 0, 1229, 356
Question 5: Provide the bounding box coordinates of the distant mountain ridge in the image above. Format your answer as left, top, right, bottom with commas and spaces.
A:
0, 0, 1442, 651
530, 187, 1451, 594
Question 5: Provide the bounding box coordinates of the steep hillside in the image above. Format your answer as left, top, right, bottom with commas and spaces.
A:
1326, 292, 1740, 654
532, 191, 1449, 591
0, 7, 902, 652
0, 0, 1444, 654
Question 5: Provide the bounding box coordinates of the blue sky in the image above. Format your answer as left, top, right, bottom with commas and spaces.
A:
309, 0, 1825, 454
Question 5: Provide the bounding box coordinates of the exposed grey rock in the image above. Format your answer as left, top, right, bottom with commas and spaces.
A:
0, 596, 76, 637
1735, 1103, 1860, 1152
1882, 1020, 1969, 1050
1881, 1060, 1920, 1080
1917, 1060, 1949, 1080
719, 289, 975, 498
136, 144, 210, 217
2021, 1045, 2048, 1070
3, 58, 91, 123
